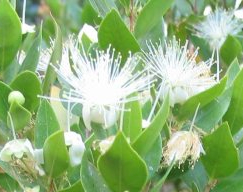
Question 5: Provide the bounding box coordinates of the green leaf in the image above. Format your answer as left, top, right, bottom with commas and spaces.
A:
119, 0, 129, 8
134, 0, 174, 39
58, 181, 84, 192
211, 168, 243, 192
10, 71, 42, 111
19, 27, 42, 72
88, 0, 117, 18
81, 152, 112, 192
201, 123, 239, 178
226, 59, 240, 87
0, 0, 21, 71
43, 130, 70, 178
35, 100, 60, 148
220, 35, 242, 66
223, 68, 243, 135
0, 173, 20, 192
195, 88, 232, 132
132, 95, 169, 157
144, 135, 162, 178
0, 82, 12, 123
177, 77, 227, 120
45, 0, 63, 17
123, 99, 142, 143
98, 9, 140, 63
98, 132, 148, 192
8, 101, 31, 131
42, 16, 62, 95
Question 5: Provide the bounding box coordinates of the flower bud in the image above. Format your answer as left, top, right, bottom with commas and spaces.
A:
8, 91, 25, 105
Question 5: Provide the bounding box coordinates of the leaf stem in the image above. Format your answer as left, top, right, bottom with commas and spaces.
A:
129, 0, 135, 32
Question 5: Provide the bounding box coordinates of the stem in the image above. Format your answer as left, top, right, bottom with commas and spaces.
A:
204, 179, 217, 192
119, 103, 125, 131
216, 48, 220, 82
129, 0, 134, 32
8, 112, 16, 140
189, 103, 200, 131
22, 0, 26, 24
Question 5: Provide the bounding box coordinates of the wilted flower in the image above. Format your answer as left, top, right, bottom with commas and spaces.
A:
53, 38, 151, 130
0, 139, 34, 162
0, 139, 45, 176
163, 131, 205, 167
144, 38, 216, 107
64, 131, 85, 167
193, 8, 243, 50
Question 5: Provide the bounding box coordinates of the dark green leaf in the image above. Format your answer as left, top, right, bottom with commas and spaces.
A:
0, 82, 12, 123
58, 181, 84, 192
178, 77, 227, 120
81, 152, 112, 192
42, 16, 62, 95
35, 99, 60, 148
0, 0, 21, 71
19, 27, 42, 72
226, 59, 240, 87
224, 68, 243, 134
10, 71, 42, 111
98, 9, 140, 63
43, 130, 70, 178
220, 35, 242, 66
134, 0, 174, 39
132, 95, 169, 157
201, 123, 239, 178
123, 99, 142, 143
8, 101, 31, 131
98, 132, 148, 192
88, 0, 117, 18
0, 173, 20, 192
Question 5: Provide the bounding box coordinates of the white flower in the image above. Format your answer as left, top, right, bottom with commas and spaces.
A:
0, 139, 34, 162
193, 8, 243, 50
24, 185, 40, 192
78, 24, 98, 43
163, 131, 205, 167
37, 48, 52, 73
64, 131, 85, 167
98, 136, 115, 154
144, 38, 216, 107
53, 38, 151, 129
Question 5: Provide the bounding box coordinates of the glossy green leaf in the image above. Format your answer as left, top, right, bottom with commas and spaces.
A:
0, 82, 12, 123
98, 132, 148, 192
226, 59, 240, 87
144, 135, 162, 178
201, 123, 239, 178
178, 77, 227, 120
98, 9, 140, 63
43, 130, 70, 178
58, 181, 84, 192
7, 101, 31, 131
88, 0, 117, 18
220, 35, 242, 66
10, 71, 42, 111
19, 27, 42, 72
81, 152, 112, 192
0, 173, 20, 192
123, 99, 142, 143
134, 0, 174, 39
211, 168, 243, 192
0, 0, 21, 71
42, 16, 62, 95
35, 99, 60, 148
195, 88, 232, 132
223, 68, 243, 135
132, 95, 169, 157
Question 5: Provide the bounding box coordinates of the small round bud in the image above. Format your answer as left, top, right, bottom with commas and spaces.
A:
8, 91, 25, 105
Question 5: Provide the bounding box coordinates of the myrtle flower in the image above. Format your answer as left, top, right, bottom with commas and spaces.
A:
193, 8, 243, 50
52, 38, 151, 130
24, 186, 40, 192
192, 8, 243, 81
98, 136, 115, 154
163, 131, 205, 167
143, 38, 216, 108
64, 131, 85, 167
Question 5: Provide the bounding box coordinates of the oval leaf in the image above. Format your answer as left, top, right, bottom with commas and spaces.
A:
98, 132, 148, 192
201, 123, 239, 178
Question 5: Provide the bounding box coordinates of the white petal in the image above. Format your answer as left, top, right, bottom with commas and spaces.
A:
22, 23, 35, 34
78, 24, 98, 43
69, 143, 85, 167
82, 105, 92, 130
34, 149, 44, 164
